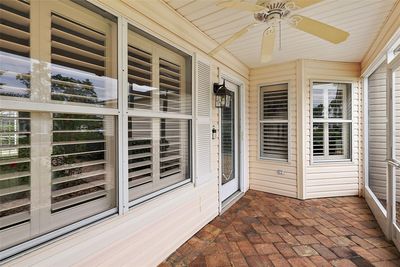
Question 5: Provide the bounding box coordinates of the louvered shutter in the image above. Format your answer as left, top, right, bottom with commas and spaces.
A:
159, 58, 181, 113
51, 113, 110, 212
127, 45, 152, 109
260, 84, 289, 160
0, 111, 31, 229
50, 13, 114, 106
0, 0, 31, 98
195, 59, 212, 185
127, 117, 153, 190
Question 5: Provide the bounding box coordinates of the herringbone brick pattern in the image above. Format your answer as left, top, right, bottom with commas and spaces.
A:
160, 190, 400, 267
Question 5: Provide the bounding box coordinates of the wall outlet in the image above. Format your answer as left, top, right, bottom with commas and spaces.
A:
277, 170, 284, 175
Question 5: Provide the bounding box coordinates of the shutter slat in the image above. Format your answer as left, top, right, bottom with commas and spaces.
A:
260, 83, 289, 160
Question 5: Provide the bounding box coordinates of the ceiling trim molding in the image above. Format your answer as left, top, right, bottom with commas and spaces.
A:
361, 0, 400, 75
114, 0, 249, 79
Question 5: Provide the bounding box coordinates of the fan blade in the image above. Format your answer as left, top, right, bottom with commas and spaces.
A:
290, 0, 322, 8
217, 1, 265, 12
210, 23, 256, 55
261, 27, 275, 63
289, 15, 349, 44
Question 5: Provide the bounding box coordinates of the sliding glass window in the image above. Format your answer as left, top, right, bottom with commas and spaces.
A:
0, 0, 117, 254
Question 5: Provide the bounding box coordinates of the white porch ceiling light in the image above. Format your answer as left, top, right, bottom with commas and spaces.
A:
209, 0, 350, 63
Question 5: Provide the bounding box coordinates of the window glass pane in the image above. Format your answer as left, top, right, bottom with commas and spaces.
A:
260, 123, 288, 160
51, 113, 116, 214
312, 87, 324, 119
0, 110, 116, 251
312, 82, 352, 161
0, 0, 31, 98
50, 4, 117, 107
313, 123, 324, 157
260, 84, 288, 120
127, 25, 192, 115
127, 45, 153, 110
259, 84, 289, 160
127, 117, 153, 196
328, 122, 351, 158
128, 117, 191, 201
0, 111, 31, 232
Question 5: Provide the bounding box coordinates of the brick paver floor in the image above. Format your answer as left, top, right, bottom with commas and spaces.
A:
160, 190, 400, 267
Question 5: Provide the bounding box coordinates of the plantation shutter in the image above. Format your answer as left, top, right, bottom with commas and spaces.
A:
50, 113, 111, 212
0, 0, 31, 98
50, 13, 111, 106
260, 84, 289, 160
0, 111, 31, 229
127, 117, 153, 189
127, 45, 152, 110
195, 59, 212, 185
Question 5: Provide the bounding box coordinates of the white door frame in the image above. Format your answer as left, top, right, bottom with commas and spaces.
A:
218, 72, 246, 212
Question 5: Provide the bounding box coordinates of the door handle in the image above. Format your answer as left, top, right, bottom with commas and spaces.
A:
387, 159, 400, 169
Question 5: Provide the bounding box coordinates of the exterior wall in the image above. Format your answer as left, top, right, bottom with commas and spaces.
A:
303, 60, 362, 198
4, 0, 249, 266
249, 62, 298, 198
248, 60, 362, 200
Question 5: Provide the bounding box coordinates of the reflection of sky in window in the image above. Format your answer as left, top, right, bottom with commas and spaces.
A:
51, 63, 117, 101
0, 52, 31, 73
132, 84, 156, 93
0, 52, 31, 89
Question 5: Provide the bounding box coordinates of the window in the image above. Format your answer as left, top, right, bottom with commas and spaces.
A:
312, 82, 352, 161
259, 83, 289, 161
0, 0, 195, 258
126, 26, 192, 202
0, 0, 117, 253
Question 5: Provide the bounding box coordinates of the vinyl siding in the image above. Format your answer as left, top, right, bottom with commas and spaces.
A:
304, 60, 362, 198
249, 62, 298, 198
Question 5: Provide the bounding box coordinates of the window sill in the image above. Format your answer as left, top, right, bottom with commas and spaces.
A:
128, 179, 193, 208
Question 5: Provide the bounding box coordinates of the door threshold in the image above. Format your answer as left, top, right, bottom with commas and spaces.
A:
221, 191, 244, 214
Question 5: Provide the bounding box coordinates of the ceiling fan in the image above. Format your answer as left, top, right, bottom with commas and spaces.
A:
209, 0, 350, 63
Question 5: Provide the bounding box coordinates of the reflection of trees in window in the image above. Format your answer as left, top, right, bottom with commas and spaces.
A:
0, 111, 31, 224
51, 74, 99, 104
313, 103, 324, 118
328, 87, 343, 118
0, 61, 31, 98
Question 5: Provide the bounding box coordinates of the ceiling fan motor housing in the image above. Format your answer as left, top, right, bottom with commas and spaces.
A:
254, 1, 290, 23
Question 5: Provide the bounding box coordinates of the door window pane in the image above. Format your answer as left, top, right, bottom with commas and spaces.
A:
221, 93, 235, 185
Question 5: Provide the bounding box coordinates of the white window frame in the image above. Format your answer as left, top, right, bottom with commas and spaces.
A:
123, 24, 195, 208
310, 80, 354, 163
258, 82, 291, 162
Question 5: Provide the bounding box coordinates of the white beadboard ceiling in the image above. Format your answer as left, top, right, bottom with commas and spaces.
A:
164, 0, 397, 68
